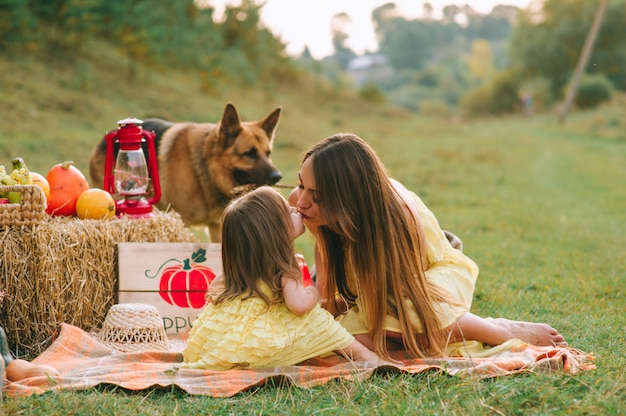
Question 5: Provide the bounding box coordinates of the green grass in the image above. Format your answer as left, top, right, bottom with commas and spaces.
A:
2, 47, 625, 414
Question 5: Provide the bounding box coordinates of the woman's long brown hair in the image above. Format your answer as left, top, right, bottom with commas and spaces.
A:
305, 134, 453, 359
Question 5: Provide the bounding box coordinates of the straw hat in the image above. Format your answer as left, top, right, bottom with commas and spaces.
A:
97, 303, 169, 352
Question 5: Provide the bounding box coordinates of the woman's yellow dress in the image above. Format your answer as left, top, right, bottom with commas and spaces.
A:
182, 281, 354, 370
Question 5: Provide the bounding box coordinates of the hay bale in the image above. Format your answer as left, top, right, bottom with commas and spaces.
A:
0, 211, 198, 358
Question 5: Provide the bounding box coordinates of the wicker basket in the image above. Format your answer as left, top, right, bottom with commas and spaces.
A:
0, 185, 47, 228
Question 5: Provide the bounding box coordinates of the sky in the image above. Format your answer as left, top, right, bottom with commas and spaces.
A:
211, 0, 533, 59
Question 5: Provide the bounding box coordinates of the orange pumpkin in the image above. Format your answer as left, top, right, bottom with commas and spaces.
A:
76, 188, 116, 220
45, 160, 90, 216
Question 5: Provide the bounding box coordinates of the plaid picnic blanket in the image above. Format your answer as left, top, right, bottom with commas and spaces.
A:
4, 323, 595, 398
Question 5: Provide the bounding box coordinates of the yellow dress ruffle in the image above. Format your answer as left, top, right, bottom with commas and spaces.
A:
182, 282, 354, 370
337, 179, 479, 335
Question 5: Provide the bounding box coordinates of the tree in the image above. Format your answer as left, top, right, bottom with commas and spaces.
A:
558, 0, 608, 123
330, 12, 356, 68
0, 0, 37, 50
509, 0, 626, 98
467, 39, 495, 81
0, 0, 290, 86
423, 3, 434, 22
441, 5, 461, 24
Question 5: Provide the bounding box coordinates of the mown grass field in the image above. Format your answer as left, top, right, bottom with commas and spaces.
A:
1, 48, 625, 414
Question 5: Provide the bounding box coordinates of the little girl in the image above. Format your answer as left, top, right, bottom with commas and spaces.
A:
182, 186, 383, 370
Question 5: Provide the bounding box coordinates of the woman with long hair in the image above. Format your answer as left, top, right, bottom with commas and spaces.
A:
290, 133, 566, 361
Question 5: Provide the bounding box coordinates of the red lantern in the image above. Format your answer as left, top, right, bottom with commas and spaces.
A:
102, 118, 161, 218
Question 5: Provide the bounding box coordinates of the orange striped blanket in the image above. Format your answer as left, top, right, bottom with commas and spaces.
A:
4, 323, 595, 398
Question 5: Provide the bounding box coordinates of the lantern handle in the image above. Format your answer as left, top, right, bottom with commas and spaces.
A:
102, 130, 118, 194
142, 128, 161, 205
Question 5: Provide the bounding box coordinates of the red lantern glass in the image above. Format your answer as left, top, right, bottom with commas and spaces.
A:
103, 118, 161, 218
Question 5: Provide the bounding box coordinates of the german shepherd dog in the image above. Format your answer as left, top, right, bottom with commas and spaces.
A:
89, 103, 283, 242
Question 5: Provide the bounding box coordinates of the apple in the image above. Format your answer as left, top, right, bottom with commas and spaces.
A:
7, 191, 21, 204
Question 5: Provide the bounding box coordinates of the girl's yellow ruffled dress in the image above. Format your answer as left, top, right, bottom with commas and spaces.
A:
182, 282, 354, 370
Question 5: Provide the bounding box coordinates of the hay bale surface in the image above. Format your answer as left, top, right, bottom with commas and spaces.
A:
0, 211, 198, 358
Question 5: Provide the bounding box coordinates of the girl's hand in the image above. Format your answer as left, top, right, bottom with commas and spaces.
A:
290, 207, 305, 240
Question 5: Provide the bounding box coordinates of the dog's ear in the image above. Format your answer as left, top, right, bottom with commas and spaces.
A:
259, 107, 282, 142
220, 102, 243, 148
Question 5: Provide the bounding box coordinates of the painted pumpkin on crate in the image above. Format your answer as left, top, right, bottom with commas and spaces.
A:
146, 248, 216, 308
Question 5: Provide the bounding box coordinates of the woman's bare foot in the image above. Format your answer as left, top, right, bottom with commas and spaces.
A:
491, 318, 568, 347
451, 313, 568, 348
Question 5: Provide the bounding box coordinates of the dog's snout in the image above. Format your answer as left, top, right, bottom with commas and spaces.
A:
269, 171, 282, 185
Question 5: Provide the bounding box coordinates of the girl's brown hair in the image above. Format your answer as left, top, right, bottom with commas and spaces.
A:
304, 134, 453, 359
215, 186, 301, 305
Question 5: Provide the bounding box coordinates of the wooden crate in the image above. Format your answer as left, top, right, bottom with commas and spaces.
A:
117, 242, 222, 337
